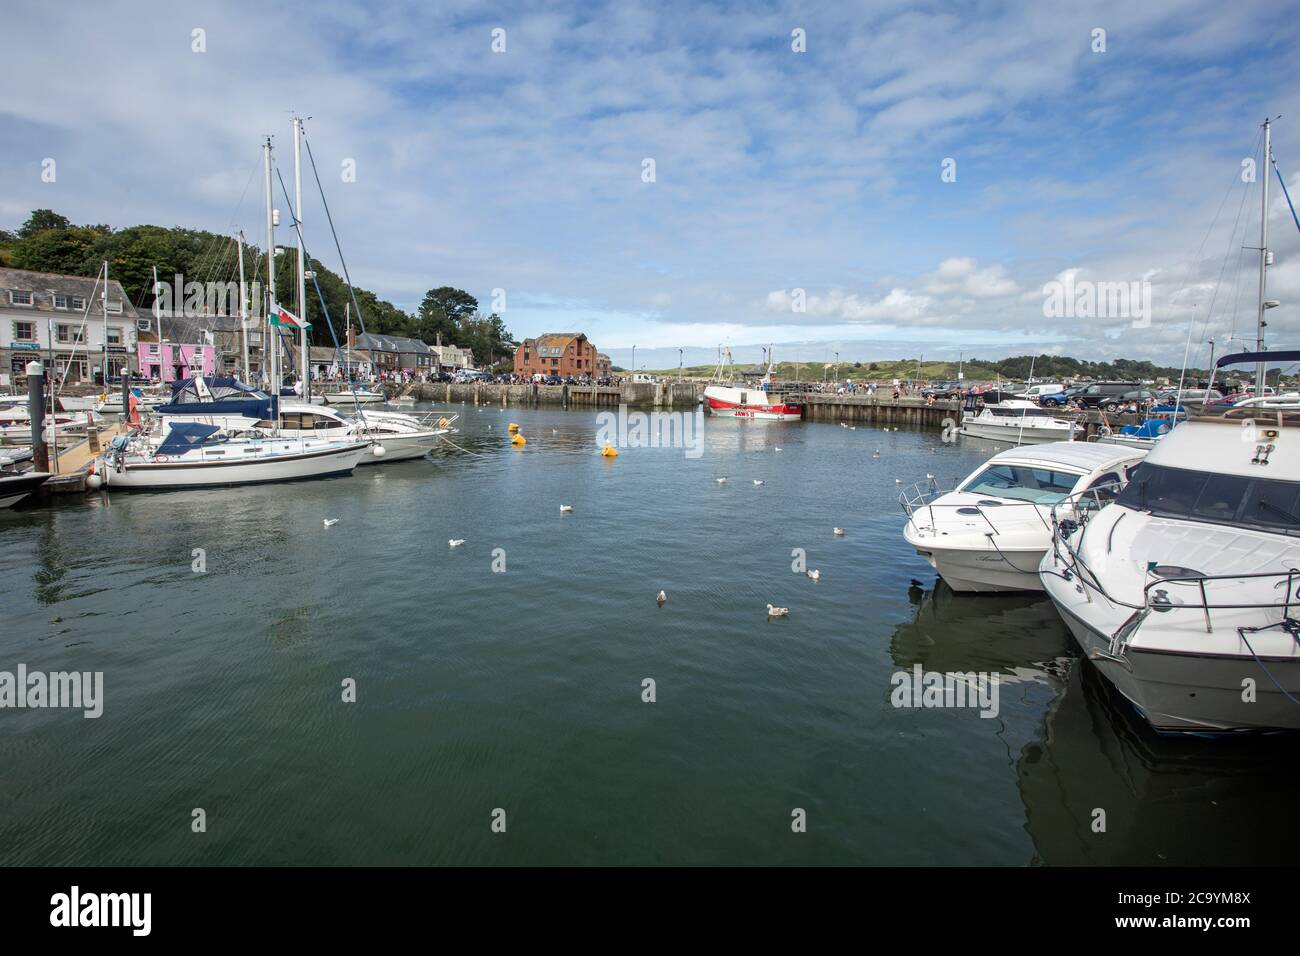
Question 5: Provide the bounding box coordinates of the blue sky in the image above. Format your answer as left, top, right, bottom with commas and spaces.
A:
3, 0, 1299, 369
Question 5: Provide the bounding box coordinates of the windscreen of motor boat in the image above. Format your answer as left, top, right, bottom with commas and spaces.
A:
959, 463, 1083, 504
1115, 463, 1300, 535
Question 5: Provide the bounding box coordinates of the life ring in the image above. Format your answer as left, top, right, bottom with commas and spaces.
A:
154, 454, 170, 462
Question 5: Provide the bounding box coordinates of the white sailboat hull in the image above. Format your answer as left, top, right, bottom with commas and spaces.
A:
101, 442, 368, 489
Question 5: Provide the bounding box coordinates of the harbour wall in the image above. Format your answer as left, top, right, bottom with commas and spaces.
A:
407, 381, 705, 408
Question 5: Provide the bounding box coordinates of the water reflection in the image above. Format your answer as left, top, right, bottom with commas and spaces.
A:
890, 579, 1300, 865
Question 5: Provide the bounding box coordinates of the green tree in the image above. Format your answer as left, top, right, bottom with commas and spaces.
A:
11, 226, 102, 276
416, 286, 477, 344
18, 209, 71, 238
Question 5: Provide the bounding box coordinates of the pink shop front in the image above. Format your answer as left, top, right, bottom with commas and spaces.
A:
136, 342, 215, 383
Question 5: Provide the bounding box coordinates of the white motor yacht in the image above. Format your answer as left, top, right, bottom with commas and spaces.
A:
959, 399, 1079, 445
902, 442, 1146, 592
1040, 351, 1300, 731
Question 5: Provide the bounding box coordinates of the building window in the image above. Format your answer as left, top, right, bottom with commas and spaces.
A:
53, 293, 70, 309
136, 319, 152, 332
106, 327, 122, 346
13, 321, 35, 341
72, 295, 86, 311
105, 300, 123, 314
56, 324, 79, 343
147, 344, 159, 355
9, 290, 33, 306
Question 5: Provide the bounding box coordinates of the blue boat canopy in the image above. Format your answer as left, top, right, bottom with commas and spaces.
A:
160, 377, 275, 420
1214, 350, 1300, 368
156, 422, 222, 456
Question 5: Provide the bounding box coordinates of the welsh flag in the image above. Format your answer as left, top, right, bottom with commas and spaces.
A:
269, 300, 310, 329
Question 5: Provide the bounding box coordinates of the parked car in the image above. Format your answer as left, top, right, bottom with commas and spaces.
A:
1155, 387, 1222, 406
544, 374, 562, 385
1075, 382, 1141, 410
1036, 385, 1084, 407
921, 380, 964, 399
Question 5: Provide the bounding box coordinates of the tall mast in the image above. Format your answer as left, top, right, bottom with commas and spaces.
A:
1255, 118, 1272, 393
264, 136, 279, 431
236, 231, 250, 381
293, 115, 310, 399
102, 260, 109, 387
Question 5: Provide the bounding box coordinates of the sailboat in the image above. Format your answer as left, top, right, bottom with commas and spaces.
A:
321, 303, 385, 404
93, 135, 376, 490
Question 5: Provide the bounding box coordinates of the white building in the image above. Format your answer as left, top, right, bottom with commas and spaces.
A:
0, 267, 141, 384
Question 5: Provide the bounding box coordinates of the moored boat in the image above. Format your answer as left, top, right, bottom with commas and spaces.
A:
959, 398, 1079, 445
97, 421, 371, 490
901, 441, 1145, 592
1040, 352, 1300, 731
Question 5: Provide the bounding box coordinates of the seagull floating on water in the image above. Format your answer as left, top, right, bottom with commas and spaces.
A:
560, 504, 573, 513
323, 518, 339, 528
807, 569, 820, 581
753, 479, 764, 486
656, 590, 667, 605
716, 477, 727, 484
872, 450, 881, 458
448, 539, 466, 548
833, 527, 845, 536
774, 447, 782, 452
766, 604, 789, 618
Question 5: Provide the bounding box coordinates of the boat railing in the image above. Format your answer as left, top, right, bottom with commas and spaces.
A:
1046, 500, 1300, 636
899, 480, 1058, 537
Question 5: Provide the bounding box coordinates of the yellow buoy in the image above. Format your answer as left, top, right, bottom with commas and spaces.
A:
601, 445, 619, 457
511, 433, 526, 446
507, 422, 520, 433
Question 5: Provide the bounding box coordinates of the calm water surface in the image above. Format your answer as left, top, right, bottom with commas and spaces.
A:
1, 404, 1296, 865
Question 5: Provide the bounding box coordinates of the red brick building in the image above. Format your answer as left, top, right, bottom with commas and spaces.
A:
514, 332, 599, 379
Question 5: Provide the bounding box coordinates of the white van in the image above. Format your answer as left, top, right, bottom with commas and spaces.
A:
1018, 383, 1063, 402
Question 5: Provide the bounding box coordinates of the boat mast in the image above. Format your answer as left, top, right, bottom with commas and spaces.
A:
293, 115, 310, 400
345, 301, 351, 380
237, 231, 250, 382
100, 260, 108, 387
264, 136, 279, 434
1255, 118, 1272, 393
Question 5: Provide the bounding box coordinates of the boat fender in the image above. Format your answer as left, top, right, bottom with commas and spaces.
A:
1097, 426, 1112, 437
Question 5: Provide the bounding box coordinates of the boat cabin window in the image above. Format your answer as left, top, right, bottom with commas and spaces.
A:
987, 406, 1053, 418
960, 464, 1082, 504
1116, 463, 1300, 534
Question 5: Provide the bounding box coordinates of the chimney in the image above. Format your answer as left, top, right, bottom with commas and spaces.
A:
436, 331, 442, 347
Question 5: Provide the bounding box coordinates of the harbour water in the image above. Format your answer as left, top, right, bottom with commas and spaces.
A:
1, 404, 1296, 865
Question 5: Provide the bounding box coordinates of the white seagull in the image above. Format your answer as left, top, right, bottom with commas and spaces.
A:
807, 569, 820, 581
448, 538, 466, 548
766, 604, 789, 618
560, 504, 573, 513
656, 590, 667, 605
833, 527, 845, 536
323, 518, 339, 528
753, 479, 764, 486
716, 477, 727, 484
